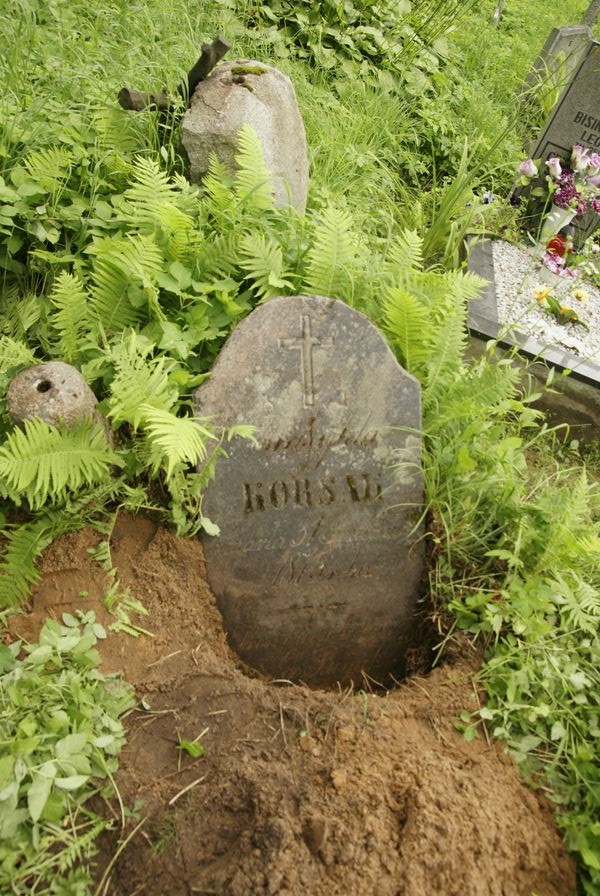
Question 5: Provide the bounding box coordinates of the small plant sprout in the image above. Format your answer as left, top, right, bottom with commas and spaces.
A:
177, 728, 208, 759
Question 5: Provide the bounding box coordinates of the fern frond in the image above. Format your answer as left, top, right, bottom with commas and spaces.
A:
424, 302, 469, 407
552, 571, 600, 633
107, 332, 177, 429
385, 229, 423, 273
0, 292, 44, 341
238, 232, 294, 302
48, 272, 91, 363
141, 406, 216, 479
202, 154, 236, 219
124, 156, 179, 211
303, 207, 355, 299
88, 234, 164, 331
234, 125, 275, 211
0, 518, 55, 609
0, 419, 120, 511
381, 286, 432, 374
121, 158, 196, 260
0, 335, 36, 377
24, 146, 72, 193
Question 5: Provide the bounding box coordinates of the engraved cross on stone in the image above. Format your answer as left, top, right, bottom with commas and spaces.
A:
279, 315, 333, 408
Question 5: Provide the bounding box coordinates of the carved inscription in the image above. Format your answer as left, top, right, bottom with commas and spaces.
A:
243, 473, 383, 512
272, 557, 373, 586
573, 110, 600, 148
279, 315, 335, 408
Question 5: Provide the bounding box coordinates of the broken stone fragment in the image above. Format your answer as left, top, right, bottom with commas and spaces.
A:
182, 60, 309, 212
6, 362, 110, 438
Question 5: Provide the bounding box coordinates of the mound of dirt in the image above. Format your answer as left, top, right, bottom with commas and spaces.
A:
9, 513, 576, 896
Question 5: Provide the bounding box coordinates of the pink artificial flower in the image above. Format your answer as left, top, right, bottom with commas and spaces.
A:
519, 159, 538, 178
589, 152, 600, 174
587, 174, 600, 188
571, 145, 591, 172
546, 157, 562, 178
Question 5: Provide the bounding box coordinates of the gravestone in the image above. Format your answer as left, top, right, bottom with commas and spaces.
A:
193, 295, 424, 688
525, 25, 592, 92
526, 39, 600, 246
182, 61, 309, 212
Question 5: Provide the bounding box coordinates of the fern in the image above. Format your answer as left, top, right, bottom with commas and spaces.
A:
234, 124, 276, 211
23, 145, 73, 194
141, 406, 216, 479
381, 286, 432, 374
0, 419, 120, 510
424, 301, 469, 406
0, 335, 36, 379
88, 234, 164, 332
385, 229, 423, 273
303, 206, 355, 299
0, 514, 76, 609
119, 157, 197, 261
48, 271, 90, 363
551, 572, 600, 634
238, 232, 294, 301
107, 332, 177, 429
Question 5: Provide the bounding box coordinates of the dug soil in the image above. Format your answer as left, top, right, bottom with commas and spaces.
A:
10, 513, 576, 896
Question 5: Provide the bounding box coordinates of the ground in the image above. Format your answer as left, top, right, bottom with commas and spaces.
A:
9, 513, 577, 896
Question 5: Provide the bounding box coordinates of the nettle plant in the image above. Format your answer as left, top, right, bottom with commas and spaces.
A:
0, 611, 134, 895
230, 0, 475, 93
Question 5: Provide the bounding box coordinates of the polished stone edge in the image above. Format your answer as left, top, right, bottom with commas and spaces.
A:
467, 238, 600, 388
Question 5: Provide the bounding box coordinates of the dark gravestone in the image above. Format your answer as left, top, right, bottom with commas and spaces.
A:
526, 39, 600, 246
193, 295, 424, 688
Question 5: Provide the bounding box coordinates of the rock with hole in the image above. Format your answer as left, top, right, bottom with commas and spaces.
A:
7, 362, 107, 432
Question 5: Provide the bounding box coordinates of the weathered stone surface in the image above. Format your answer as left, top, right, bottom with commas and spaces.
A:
525, 25, 592, 92
7, 362, 104, 430
182, 60, 309, 212
193, 295, 424, 688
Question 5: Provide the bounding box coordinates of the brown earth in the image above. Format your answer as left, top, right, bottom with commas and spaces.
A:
9, 513, 576, 896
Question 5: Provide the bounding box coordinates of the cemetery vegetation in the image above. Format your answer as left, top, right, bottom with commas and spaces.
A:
0, 0, 598, 892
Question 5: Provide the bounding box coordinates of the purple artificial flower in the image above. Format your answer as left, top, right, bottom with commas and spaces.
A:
592, 198, 600, 215
546, 157, 562, 179
519, 158, 538, 178
589, 153, 600, 174
571, 144, 591, 172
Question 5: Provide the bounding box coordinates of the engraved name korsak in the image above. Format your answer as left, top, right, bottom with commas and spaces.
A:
193, 295, 425, 688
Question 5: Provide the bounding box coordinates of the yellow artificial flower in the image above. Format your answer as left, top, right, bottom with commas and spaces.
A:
534, 285, 552, 303
572, 288, 589, 303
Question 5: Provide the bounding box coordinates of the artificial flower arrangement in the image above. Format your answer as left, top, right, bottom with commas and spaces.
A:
515, 146, 600, 329
517, 145, 600, 218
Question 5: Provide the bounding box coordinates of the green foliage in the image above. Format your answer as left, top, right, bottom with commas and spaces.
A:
0, 515, 81, 611
235, 0, 474, 91
0, 419, 120, 511
0, 612, 134, 895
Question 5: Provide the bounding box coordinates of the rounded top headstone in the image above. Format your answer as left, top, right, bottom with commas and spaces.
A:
194, 295, 426, 688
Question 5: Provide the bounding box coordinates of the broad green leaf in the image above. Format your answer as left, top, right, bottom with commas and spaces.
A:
27, 775, 52, 822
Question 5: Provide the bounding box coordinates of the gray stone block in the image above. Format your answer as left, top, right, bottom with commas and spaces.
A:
182, 61, 309, 212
